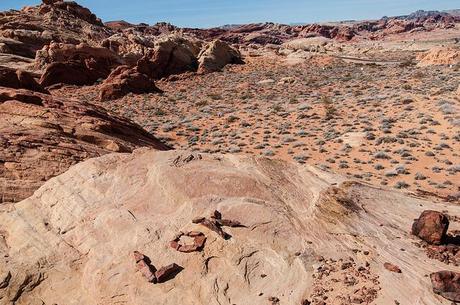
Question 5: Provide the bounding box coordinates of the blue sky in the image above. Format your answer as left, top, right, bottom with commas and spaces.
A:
1, 0, 458, 28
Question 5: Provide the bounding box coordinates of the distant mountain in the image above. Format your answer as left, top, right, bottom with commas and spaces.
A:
444, 9, 460, 16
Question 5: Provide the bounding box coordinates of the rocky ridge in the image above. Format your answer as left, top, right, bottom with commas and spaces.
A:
0, 87, 169, 203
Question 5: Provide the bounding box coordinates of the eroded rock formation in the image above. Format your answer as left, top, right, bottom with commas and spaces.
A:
0, 88, 169, 203
0, 149, 459, 304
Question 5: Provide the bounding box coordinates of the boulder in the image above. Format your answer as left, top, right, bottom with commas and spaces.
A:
35, 42, 122, 70
136, 35, 201, 79
411, 210, 449, 245
39, 60, 102, 87
430, 271, 460, 302
0, 66, 47, 93
197, 40, 243, 73
99, 66, 160, 101
281, 37, 333, 53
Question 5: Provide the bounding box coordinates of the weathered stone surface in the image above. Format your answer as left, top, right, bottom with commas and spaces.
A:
0, 149, 459, 304
412, 210, 449, 245
0, 66, 46, 93
136, 35, 201, 79
430, 271, 460, 302
35, 42, 122, 70
39, 60, 101, 87
0, 87, 169, 203
0, 0, 111, 59
197, 40, 243, 73
99, 65, 160, 101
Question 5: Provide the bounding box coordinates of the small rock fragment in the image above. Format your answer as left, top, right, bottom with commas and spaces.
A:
155, 263, 183, 283
384, 262, 402, 273
170, 231, 207, 253
133, 251, 156, 282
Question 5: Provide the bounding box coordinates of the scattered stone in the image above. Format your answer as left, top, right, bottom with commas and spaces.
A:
430, 271, 460, 302
192, 210, 244, 239
412, 210, 449, 245
384, 262, 402, 273
133, 251, 156, 282
155, 263, 183, 283
170, 231, 207, 253
134, 251, 183, 284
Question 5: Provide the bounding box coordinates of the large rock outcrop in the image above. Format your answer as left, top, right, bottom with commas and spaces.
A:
0, 1, 111, 59
197, 40, 243, 73
0, 66, 47, 93
35, 42, 122, 69
39, 60, 103, 87
0, 87, 169, 203
37, 43, 122, 87
99, 65, 160, 101
137, 35, 201, 79
0, 149, 459, 304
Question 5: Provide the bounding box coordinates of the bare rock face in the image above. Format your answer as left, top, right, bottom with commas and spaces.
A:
41, 0, 103, 26
35, 42, 122, 70
102, 32, 155, 65
197, 40, 243, 73
37, 43, 123, 87
0, 149, 459, 304
0, 1, 111, 58
0, 66, 47, 93
0, 88, 169, 203
430, 271, 460, 302
412, 210, 449, 245
99, 65, 160, 101
137, 35, 201, 79
39, 60, 101, 87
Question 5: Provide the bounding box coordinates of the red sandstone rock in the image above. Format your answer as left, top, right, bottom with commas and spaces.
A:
133, 251, 156, 282
136, 36, 200, 80
99, 66, 160, 101
0, 87, 169, 203
412, 210, 449, 245
155, 263, 182, 283
170, 231, 206, 253
192, 210, 243, 239
430, 271, 460, 302
39, 60, 101, 87
383, 262, 402, 273
0, 66, 47, 93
